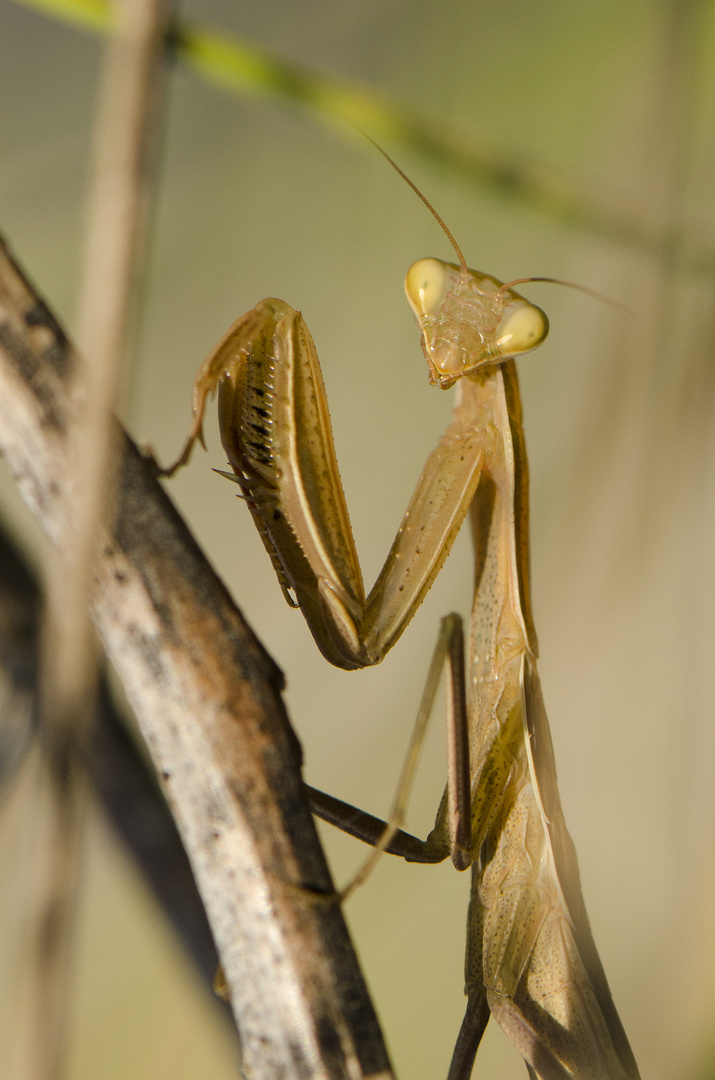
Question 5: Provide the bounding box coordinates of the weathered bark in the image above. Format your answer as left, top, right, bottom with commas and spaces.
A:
0, 235, 394, 1080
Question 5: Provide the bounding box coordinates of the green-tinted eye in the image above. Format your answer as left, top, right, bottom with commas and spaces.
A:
405, 258, 450, 319
495, 303, 549, 356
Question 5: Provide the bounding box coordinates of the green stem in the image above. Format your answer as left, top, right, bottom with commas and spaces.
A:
11, 0, 712, 272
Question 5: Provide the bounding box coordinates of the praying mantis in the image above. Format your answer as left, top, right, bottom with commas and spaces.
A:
160, 153, 641, 1080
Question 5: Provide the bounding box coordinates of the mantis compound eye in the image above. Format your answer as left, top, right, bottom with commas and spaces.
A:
405, 258, 450, 319
494, 302, 549, 358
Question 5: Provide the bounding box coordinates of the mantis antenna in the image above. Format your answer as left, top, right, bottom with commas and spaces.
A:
362, 131, 628, 314
359, 131, 469, 278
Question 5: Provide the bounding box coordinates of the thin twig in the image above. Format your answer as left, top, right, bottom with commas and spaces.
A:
48, 0, 171, 731
31, 1, 173, 1076
0, 234, 394, 1080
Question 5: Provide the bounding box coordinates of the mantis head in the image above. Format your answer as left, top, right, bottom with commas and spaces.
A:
405, 257, 549, 388
363, 132, 614, 389
360, 140, 549, 388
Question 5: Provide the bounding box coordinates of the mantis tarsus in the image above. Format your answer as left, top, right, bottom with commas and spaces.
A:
160, 154, 641, 1080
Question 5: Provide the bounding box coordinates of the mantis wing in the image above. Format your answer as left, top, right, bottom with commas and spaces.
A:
463, 651, 640, 1080
456, 363, 640, 1080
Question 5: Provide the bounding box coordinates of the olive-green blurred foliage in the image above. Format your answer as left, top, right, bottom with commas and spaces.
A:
2, 0, 715, 1078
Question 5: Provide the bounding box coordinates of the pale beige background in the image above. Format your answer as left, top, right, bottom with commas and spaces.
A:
1, 1, 714, 1078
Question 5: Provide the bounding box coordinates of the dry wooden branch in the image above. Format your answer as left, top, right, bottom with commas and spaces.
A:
0, 518, 232, 1006
0, 235, 395, 1080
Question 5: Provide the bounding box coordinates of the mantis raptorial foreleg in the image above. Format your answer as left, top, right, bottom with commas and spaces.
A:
160, 172, 641, 1079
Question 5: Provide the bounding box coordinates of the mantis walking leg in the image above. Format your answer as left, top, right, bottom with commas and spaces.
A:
161, 208, 641, 1079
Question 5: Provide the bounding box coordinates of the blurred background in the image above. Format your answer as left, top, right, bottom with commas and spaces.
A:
1, 0, 715, 1077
